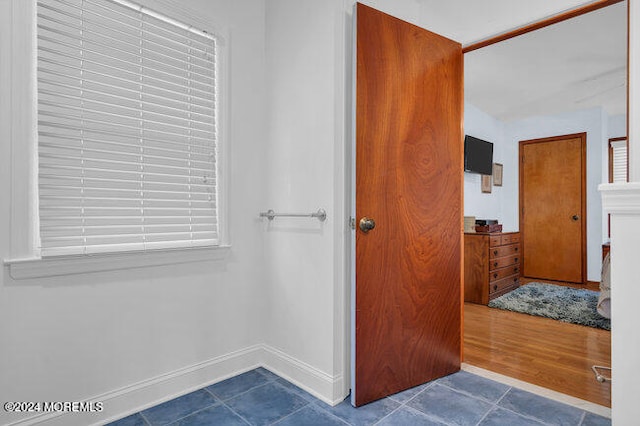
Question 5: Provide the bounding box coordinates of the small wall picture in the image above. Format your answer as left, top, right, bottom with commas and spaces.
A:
493, 163, 503, 186
481, 174, 492, 193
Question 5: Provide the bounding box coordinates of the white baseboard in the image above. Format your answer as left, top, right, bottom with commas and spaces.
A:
262, 344, 347, 406
4, 344, 346, 426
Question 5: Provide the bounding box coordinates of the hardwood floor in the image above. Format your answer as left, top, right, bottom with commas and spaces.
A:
463, 302, 611, 407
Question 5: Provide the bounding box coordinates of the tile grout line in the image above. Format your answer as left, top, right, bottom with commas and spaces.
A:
203, 384, 263, 425
373, 381, 451, 426
473, 400, 499, 426
269, 403, 351, 426
494, 385, 512, 406
161, 400, 222, 426
138, 411, 153, 426
404, 404, 456, 426
484, 383, 513, 424
208, 375, 320, 426
435, 381, 500, 406
487, 389, 556, 426
498, 388, 592, 426
577, 410, 587, 426
205, 380, 271, 404
305, 401, 354, 426
437, 379, 557, 426
268, 405, 309, 425
434, 380, 508, 426
217, 399, 253, 426
271, 377, 353, 426
496, 407, 555, 426
474, 385, 511, 426
370, 402, 403, 426
484, 387, 550, 426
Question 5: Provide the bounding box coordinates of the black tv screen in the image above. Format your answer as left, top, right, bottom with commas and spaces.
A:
464, 135, 493, 175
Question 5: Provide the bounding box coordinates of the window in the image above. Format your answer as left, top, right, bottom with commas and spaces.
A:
609, 137, 628, 183
607, 137, 627, 238
37, 0, 220, 256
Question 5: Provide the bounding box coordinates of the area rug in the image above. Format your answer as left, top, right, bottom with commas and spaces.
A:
488, 282, 611, 330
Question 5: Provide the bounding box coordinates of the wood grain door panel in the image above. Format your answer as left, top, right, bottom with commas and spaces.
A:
354, 3, 463, 406
519, 134, 586, 283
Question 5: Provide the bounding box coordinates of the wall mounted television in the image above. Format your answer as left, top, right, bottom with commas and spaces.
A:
464, 135, 494, 175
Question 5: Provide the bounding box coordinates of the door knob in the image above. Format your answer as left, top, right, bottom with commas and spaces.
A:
359, 217, 376, 233
572, 215, 580, 221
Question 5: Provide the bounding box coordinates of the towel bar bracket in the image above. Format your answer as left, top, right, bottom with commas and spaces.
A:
592, 365, 611, 383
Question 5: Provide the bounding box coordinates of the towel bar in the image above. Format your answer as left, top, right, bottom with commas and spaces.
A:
259, 208, 327, 222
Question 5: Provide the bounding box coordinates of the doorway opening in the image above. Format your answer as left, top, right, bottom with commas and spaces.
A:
462, 0, 625, 409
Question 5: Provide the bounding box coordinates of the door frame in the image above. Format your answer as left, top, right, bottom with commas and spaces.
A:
518, 133, 587, 284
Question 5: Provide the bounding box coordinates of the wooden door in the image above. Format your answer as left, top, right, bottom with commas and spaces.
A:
519, 133, 586, 284
354, 3, 463, 406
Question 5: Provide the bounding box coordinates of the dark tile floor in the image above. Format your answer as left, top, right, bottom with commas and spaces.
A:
107, 368, 610, 426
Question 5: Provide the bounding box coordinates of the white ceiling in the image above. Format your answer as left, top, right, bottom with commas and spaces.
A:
464, 1, 627, 122
414, 0, 598, 45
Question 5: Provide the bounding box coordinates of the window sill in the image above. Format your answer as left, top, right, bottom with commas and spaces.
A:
4, 245, 231, 280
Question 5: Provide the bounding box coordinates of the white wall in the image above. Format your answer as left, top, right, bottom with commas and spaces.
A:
608, 113, 627, 139
0, 1, 269, 424
262, 0, 349, 402
464, 102, 514, 230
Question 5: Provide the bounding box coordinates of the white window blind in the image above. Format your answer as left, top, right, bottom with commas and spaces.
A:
37, 0, 220, 256
610, 140, 628, 183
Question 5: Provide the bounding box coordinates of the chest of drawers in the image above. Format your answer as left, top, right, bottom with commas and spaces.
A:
464, 232, 520, 304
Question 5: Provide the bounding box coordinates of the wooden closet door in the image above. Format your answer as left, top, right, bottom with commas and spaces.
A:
519, 133, 586, 284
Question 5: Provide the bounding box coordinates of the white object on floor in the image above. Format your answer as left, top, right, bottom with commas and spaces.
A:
598, 253, 611, 319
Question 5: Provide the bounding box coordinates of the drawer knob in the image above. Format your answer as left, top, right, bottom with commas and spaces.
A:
514, 277, 518, 282
515, 247, 518, 252
514, 258, 518, 263
494, 250, 498, 255
494, 262, 498, 267
514, 267, 519, 273
493, 285, 498, 291
493, 273, 498, 279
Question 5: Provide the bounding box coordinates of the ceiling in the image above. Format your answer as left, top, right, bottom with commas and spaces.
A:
464, 1, 627, 122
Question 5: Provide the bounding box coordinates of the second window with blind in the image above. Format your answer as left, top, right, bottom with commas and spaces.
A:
37, 0, 221, 256
609, 137, 628, 183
